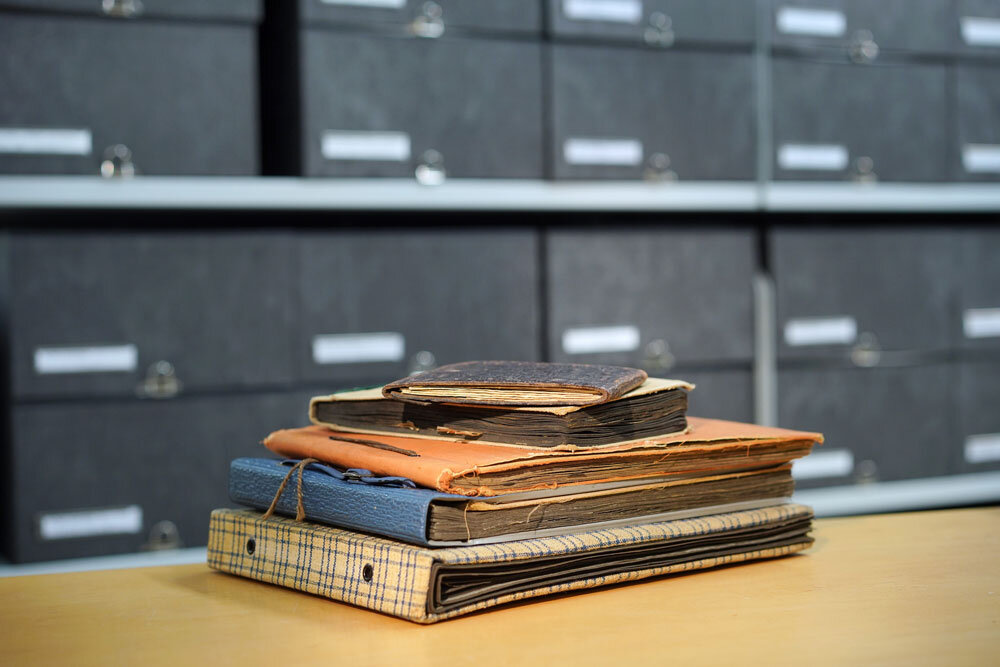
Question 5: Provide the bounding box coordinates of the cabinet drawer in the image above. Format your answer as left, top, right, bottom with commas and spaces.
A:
6, 392, 311, 563
300, 31, 543, 179
682, 368, 753, 424
958, 229, 1000, 348
771, 229, 958, 359
956, 64, 1000, 181
547, 0, 755, 48
772, 57, 948, 182
299, 0, 541, 35
296, 230, 541, 386
956, 360, 1000, 473
956, 0, 1000, 57
9, 232, 295, 399
547, 229, 755, 367
0, 13, 258, 175
780, 365, 954, 489
551, 45, 755, 180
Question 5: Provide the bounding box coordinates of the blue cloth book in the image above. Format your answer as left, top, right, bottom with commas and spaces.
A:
228, 458, 793, 547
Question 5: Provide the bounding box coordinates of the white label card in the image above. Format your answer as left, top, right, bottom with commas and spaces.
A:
961, 16, 1000, 47
312, 332, 405, 365
320, 0, 406, 8
321, 131, 411, 162
0, 128, 92, 156
965, 434, 1000, 464
784, 316, 857, 347
962, 144, 1000, 173
562, 325, 641, 355
562, 0, 642, 24
776, 6, 847, 37
564, 138, 643, 166
39, 505, 143, 541
963, 308, 1000, 339
792, 449, 854, 480
778, 143, 849, 171
34, 344, 138, 374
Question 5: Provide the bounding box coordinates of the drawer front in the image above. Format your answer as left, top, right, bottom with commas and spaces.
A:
779, 365, 954, 489
0, 1, 261, 21
301, 32, 543, 179
681, 368, 753, 423
772, 57, 948, 182
959, 230, 1000, 348
551, 45, 755, 180
10, 232, 295, 399
771, 229, 958, 359
770, 0, 954, 57
956, 360, 1000, 473
547, 0, 755, 47
296, 230, 541, 386
956, 64, 1000, 181
957, 0, 1000, 56
0, 14, 258, 176
547, 229, 755, 367
299, 0, 541, 35
7, 392, 310, 563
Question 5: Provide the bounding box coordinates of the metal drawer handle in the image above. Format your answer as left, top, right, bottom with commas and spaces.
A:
136, 360, 182, 399
849, 29, 879, 64
101, 0, 143, 18
415, 149, 446, 185
408, 350, 437, 375
410, 1, 445, 38
100, 144, 136, 178
642, 338, 676, 372
644, 152, 677, 182
644, 12, 675, 47
850, 331, 882, 367
851, 155, 877, 183
141, 520, 182, 551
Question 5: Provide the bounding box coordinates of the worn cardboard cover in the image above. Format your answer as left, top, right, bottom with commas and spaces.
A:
263, 417, 822, 496
382, 361, 648, 407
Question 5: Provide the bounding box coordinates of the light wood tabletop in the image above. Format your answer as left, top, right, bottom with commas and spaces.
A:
1, 507, 998, 666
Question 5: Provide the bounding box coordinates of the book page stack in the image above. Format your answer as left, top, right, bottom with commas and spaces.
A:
207, 361, 822, 623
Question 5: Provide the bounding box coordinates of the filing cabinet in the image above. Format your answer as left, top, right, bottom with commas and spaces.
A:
956, 360, 1000, 473
298, 0, 542, 35
547, 0, 756, 48
0, 6, 260, 175
298, 31, 544, 179
296, 230, 541, 386
780, 364, 954, 489
957, 229, 1000, 348
956, 64, 1000, 181
771, 229, 958, 360
0, 0, 260, 20
546, 229, 755, 367
955, 0, 1000, 57
7, 392, 313, 563
681, 369, 754, 423
771, 57, 949, 182
551, 45, 756, 180
769, 0, 955, 60
8, 232, 296, 400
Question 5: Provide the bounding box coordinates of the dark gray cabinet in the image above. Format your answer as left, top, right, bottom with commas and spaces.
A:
7, 392, 312, 563
771, 229, 958, 359
551, 45, 756, 180
780, 364, 954, 488
299, 31, 543, 179
9, 232, 296, 399
547, 0, 755, 47
547, 229, 755, 367
772, 57, 949, 182
0, 12, 259, 176
296, 230, 541, 387
299, 0, 541, 35
956, 360, 1000, 473
956, 64, 1000, 181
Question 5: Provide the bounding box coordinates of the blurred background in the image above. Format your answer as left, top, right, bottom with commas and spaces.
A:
0, 0, 998, 567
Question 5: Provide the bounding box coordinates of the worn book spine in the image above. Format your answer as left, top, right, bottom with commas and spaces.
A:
208, 506, 814, 624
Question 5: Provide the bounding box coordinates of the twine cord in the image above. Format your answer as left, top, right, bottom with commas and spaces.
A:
262, 458, 320, 522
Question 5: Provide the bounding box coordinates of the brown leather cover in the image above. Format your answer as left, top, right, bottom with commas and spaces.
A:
263, 417, 823, 496
382, 361, 648, 407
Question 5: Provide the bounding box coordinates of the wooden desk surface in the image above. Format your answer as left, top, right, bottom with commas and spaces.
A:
2, 508, 998, 666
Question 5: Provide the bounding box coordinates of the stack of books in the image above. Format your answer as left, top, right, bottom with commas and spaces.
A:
208, 361, 822, 623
